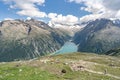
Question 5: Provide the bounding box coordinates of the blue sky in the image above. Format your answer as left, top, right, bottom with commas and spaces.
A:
41, 0, 89, 17
0, 2, 24, 20
0, 0, 120, 24
0, 0, 89, 21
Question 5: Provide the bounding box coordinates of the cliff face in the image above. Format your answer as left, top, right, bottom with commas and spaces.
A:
73, 19, 120, 54
0, 19, 71, 62
105, 48, 120, 56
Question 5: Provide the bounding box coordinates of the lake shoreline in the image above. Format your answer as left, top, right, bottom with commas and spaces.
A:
53, 41, 78, 54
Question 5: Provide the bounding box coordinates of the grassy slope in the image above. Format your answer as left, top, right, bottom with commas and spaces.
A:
0, 52, 120, 80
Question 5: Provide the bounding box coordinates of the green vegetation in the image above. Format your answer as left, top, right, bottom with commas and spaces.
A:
0, 19, 71, 62
0, 52, 120, 80
73, 19, 120, 54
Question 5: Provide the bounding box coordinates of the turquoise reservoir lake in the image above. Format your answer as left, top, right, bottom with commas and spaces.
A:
55, 42, 78, 54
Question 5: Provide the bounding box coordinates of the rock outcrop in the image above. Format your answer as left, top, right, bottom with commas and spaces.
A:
73, 19, 120, 54
0, 19, 71, 62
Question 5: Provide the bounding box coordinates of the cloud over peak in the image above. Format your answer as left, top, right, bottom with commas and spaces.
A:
48, 13, 78, 25
67, 0, 120, 22
2, 0, 120, 25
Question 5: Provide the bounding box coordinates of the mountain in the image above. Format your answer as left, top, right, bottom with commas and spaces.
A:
73, 18, 120, 54
105, 48, 120, 56
112, 19, 120, 27
48, 22, 86, 36
0, 19, 71, 62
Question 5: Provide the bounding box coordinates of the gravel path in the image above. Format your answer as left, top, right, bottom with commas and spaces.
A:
85, 69, 120, 79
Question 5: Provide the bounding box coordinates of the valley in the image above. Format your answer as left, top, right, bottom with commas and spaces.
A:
54, 41, 78, 54
1, 0, 120, 80
0, 18, 120, 62
0, 18, 120, 80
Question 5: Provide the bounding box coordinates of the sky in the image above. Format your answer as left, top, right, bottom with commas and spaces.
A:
0, 0, 120, 25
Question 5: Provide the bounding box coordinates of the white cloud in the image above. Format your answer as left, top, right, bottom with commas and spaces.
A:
4, 18, 14, 20
48, 13, 81, 33
3, 0, 47, 18
116, 10, 120, 17
48, 13, 78, 25
48, 13, 57, 19
67, 0, 120, 22
26, 17, 32, 20
103, 0, 120, 11
67, 0, 83, 3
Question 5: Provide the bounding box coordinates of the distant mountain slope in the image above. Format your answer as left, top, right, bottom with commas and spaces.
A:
0, 19, 71, 62
73, 18, 120, 54
105, 48, 120, 56
48, 21, 86, 36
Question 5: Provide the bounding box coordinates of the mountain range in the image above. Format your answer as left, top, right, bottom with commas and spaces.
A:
73, 18, 120, 54
0, 19, 71, 62
0, 18, 120, 62
48, 21, 85, 36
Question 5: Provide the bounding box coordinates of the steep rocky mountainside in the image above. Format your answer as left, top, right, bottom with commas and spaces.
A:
105, 48, 120, 56
0, 19, 71, 62
73, 18, 120, 54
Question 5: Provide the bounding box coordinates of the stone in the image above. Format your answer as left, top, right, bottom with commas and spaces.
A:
61, 69, 66, 73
